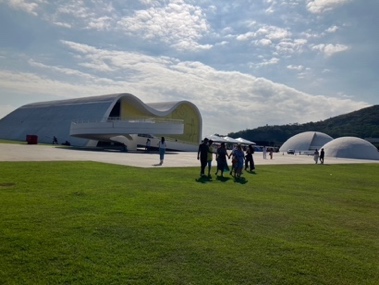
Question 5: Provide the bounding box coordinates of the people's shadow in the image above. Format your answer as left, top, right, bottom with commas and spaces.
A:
195, 176, 213, 184
216, 176, 231, 182
234, 177, 248, 184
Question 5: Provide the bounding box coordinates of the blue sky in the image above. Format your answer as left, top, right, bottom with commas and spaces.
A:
0, 0, 377, 136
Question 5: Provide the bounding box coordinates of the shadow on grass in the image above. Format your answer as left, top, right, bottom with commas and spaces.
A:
233, 177, 248, 184
195, 175, 233, 183
0, 182, 16, 189
195, 175, 213, 184
216, 176, 231, 182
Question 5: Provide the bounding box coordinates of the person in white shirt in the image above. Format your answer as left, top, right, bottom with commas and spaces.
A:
313, 149, 319, 164
263, 146, 267, 159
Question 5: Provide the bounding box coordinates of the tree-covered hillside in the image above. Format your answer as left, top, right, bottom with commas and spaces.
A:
228, 105, 379, 147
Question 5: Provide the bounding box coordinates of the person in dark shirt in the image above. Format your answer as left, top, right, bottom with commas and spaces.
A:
197, 138, 209, 177
245, 144, 255, 172
215, 142, 229, 177
319, 148, 325, 164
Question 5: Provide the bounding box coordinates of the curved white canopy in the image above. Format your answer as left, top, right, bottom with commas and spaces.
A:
236, 137, 256, 145
222, 136, 241, 144
206, 134, 228, 143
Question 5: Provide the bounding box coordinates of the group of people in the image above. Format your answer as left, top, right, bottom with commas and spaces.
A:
197, 138, 255, 179
313, 148, 325, 164
262, 146, 274, 159
52, 136, 71, 146
158, 137, 326, 169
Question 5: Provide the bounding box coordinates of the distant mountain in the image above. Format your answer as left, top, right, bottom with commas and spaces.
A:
228, 105, 379, 147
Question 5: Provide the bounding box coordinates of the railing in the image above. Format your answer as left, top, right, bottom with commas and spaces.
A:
72, 117, 184, 125
70, 117, 185, 136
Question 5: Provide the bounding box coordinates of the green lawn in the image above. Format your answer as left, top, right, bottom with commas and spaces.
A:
0, 162, 378, 285
0, 139, 25, 144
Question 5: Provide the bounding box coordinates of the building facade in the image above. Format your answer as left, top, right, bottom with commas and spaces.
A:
0, 93, 202, 151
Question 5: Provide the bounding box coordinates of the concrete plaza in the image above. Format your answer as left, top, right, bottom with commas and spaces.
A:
1, 143, 378, 168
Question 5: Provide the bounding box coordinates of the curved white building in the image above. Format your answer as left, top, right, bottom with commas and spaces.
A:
322, 137, 379, 160
279, 131, 333, 153
0, 93, 202, 151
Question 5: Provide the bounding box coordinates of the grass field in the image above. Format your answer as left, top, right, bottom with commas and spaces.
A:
0, 162, 378, 285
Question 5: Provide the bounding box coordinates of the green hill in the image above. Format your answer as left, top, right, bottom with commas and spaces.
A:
228, 105, 379, 147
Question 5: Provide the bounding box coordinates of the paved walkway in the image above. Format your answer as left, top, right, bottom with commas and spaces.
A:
1, 143, 378, 168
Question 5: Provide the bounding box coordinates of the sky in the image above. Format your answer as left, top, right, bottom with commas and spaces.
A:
0, 0, 378, 137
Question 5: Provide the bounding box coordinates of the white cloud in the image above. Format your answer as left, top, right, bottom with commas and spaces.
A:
53, 21, 72, 28
7, 0, 39, 15
275, 39, 307, 54
215, 41, 228, 46
312, 43, 349, 56
287, 65, 304, 71
257, 57, 280, 67
0, 70, 99, 98
256, 26, 292, 41
326, 25, 339, 33
256, 39, 272, 47
0, 1, 375, 135
27, 59, 107, 81
323, 43, 349, 56
236, 24, 292, 45
238, 24, 303, 57
42, 1, 117, 31
0, 55, 366, 134
0, 40, 369, 134
307, 0, 351, 14
87, 16, 113, 31
236, 32, 256, 41
116, 1, 210, 51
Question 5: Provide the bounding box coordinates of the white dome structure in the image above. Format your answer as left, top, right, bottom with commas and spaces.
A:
279, 131, 333, 153
322, 137, 379, 160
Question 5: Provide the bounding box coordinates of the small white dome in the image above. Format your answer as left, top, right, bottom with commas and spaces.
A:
279, 131, 333, 153
322, 137, 379, 160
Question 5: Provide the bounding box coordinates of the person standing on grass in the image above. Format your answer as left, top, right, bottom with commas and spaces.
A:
215, 142, 229, 177
158, 137, 167, 165
245, 144, 255, 172
207, 140, 216, 177
263, 146, 267, 159
313, 149, 319, 164
197, 138, 209, 177
269, 148, 273, 159
229, 145, 238, 176
233, 144, 245, 178
319, 148, 325, 164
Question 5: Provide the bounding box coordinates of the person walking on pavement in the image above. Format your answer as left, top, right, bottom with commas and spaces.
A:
158, 137, 167, 165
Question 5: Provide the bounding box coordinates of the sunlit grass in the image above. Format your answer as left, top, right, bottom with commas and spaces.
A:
1, 162, 378, 284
